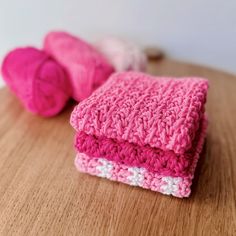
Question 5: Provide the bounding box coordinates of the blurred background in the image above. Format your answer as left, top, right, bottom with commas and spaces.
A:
0, 0, 235, 87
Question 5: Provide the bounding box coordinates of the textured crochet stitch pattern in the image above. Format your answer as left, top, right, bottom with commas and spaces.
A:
71, 72, 208, 153
71, 72, 209, 197
74, 115, 205, 178
75, 115, 207, 198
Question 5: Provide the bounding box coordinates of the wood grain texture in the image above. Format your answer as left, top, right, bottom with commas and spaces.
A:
0, 59, 236, 236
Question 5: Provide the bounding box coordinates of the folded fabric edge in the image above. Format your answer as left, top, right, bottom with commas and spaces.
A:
74, 116, 207, 198
74, 115, 208, 178
75, 152, 191, 198
70, 73, 209, 154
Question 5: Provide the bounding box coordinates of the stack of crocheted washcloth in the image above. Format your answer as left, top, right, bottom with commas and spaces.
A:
70, 72, 209, 198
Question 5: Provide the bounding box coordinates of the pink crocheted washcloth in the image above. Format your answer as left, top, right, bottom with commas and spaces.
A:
71, 72, 209, 197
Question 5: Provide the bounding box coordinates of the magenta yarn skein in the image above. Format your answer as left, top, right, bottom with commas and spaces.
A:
44, 31, 114, 102
1, 47, 71, 117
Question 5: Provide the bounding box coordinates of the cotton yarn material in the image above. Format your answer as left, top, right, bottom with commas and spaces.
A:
95, 36, 147, 72
44, 31, 114, 102
71, 72, 209, 197
1, 47, 71, 117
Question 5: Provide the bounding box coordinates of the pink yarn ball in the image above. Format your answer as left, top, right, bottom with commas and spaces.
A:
95, 36, 147, 72
44, 31, 114, 102
1, 47, 71, 117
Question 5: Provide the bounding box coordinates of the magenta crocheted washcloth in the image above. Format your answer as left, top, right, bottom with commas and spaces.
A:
71, 72, 209, 197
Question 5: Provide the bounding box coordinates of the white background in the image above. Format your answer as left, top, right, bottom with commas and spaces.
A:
0, 0, 236, 87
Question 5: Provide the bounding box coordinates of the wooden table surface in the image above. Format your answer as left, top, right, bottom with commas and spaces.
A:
0, 59, 236, 236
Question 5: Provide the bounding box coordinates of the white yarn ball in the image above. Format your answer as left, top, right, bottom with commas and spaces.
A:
95, 36, 147, 72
